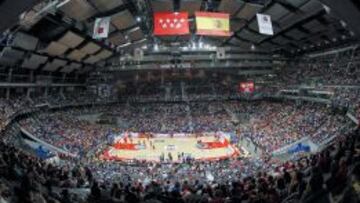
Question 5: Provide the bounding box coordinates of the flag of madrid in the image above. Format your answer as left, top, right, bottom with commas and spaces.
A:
153, 12, 189, 36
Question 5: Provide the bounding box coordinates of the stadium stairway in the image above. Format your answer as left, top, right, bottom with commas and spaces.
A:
222, 103, 240, 124
181, 81, 188, 101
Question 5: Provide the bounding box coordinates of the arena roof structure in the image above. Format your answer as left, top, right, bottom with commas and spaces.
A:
0, 0, 359, 75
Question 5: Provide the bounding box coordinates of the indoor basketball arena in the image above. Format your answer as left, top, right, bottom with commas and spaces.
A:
0, 0, 360, 203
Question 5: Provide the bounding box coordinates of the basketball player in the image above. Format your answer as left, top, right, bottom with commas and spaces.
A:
168, 152, 173, 161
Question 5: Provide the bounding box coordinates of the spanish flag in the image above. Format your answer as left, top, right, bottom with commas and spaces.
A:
195, 12, 231, 37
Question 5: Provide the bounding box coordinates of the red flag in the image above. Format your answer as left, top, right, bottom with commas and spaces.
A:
239, 82, 255, 93
153, 12, 189, 36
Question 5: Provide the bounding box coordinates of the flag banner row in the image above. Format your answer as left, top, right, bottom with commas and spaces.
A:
153, 11, 231, 37
153, 12, 273, 37
93, 12, 273, 39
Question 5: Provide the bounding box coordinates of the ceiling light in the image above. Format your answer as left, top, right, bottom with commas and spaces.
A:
340, 20, 347, 28
117, 42, 131, 48
199, 41, 203, 49
153, 44, 159, 51
56, 0, 71, 8
191, 42, 196, 50
251, 44, 256, 51
136, 17, 141, 22
322, 4, 331, 13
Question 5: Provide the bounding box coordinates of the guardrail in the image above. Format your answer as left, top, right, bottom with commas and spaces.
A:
20, 128, 77, 157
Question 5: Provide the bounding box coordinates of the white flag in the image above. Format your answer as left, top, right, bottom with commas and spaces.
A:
93, 17, 111, 39
134, 48, 144, 61
256, 14, 273, 35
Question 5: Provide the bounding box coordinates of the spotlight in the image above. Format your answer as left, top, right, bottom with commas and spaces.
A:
340, 20, 347, 28
251, 44, 256, 51
191, 42, 196, 50
199, 41, 204, 49
154, 44, 159, 51
322, 4, 331, 13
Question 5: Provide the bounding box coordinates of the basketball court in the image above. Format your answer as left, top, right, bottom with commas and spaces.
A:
101, 134, 243, 162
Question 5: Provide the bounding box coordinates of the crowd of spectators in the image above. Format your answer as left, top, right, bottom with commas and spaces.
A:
280, 48, 360, 86
19, 111, 113, 155
0, 91, 112, 133
241, 102, 350, 152
0, 46, 359, 202
332, 87, 360, 115
85, 129, 360, 203
0, 126, 359, 203
18, 101, 352, 156
0, 141, 93, 203
119, 78, 245, 103
0, 97, 31, 130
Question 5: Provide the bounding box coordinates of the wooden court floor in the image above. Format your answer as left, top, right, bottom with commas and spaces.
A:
106, 136, 238, 162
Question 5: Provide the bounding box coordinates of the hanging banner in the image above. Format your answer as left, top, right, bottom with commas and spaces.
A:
195, 12, 231, 36
153, 12, 190, 35
256, 13, 273, 35
93, 17, 111, 39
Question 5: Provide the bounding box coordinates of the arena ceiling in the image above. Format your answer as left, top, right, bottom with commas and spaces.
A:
0, 0, 359, 74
